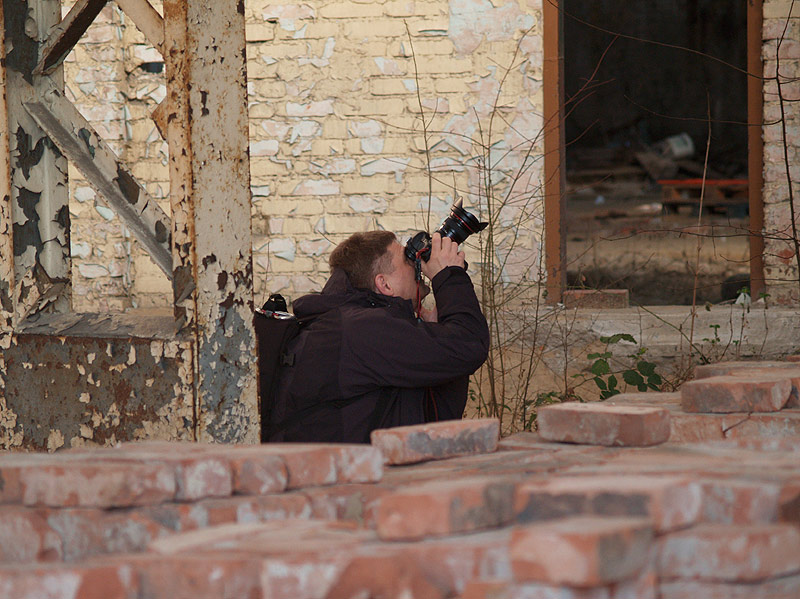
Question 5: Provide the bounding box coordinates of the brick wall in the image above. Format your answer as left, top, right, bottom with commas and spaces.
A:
61, 1, 800, 309
762, 0, 800, 304
63, 0, 545, 311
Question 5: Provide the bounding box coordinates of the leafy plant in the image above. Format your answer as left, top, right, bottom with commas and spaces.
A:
582, 333, 663, 399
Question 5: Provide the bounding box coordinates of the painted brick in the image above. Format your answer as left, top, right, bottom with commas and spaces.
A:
656, 523, 800, 581
537, 403, 671, 447
510, 516, 653, 587
515, 475, 702, 533
286, 100, 335, 117
562, 289, 629, 309
681, 375, 791, 413
370, 418, 500, 465
375, 475, 517, 540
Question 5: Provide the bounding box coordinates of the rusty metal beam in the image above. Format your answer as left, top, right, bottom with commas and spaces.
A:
163, 0, 257, 443
0, 1, 13, 331
543, 0, 565, 304
34, 0, 109, 76
3, 0, 71, 322
115, 0, 164, 53
23, 77, 173, 278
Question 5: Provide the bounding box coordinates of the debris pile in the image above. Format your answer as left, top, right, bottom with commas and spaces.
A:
2, 361, 800, 598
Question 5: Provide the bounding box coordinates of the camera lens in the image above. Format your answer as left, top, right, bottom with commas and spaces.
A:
437, 200, 488, 244
404, 200, 487, 267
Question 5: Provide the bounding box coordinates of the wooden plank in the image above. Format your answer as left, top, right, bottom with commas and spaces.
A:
543, 0, 565, 303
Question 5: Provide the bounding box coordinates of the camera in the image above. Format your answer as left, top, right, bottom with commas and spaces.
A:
404, 200, 488, 278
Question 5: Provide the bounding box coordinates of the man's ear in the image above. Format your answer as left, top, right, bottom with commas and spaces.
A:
374, 273, 391, 295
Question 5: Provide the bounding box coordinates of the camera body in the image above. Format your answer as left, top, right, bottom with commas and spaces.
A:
404, 200, 488, 279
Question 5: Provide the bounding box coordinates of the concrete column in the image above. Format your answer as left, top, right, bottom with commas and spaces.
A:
163, 0, 257, 443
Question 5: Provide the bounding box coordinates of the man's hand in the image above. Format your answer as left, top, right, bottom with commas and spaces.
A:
421, 232, 466, 280
418, 304, 438, 322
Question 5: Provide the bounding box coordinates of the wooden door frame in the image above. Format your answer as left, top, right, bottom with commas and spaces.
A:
542, 0, 765, 303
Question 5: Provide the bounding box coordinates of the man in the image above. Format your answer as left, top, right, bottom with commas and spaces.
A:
267, 230, 490, 443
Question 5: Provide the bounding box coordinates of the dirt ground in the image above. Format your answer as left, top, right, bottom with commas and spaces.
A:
566, 180, 751, 305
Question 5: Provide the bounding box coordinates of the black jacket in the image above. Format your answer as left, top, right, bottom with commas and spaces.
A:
267, 266, 490, 443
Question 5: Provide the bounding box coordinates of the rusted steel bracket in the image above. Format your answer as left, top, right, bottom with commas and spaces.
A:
163, 0, 257, 443
115, 0, 164, 52
3, 1, 71, 324
23, 77, 173, 278
34, 0, 109, 76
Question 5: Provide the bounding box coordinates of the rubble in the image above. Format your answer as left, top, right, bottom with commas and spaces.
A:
2, 362, 800, 597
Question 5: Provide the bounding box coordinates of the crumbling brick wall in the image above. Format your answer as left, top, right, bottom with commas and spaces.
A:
62, 1, 800, 308
762, 0, 800, 305
63, 0, 545, 311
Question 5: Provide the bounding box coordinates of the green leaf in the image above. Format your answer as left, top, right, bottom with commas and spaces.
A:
637, 361, 656, 376
600, 333, 637, 345
601, 388, 620, 399
591, 360, 610, 376
623, 370, 644, 386
637, 383, 648, 392
648, 374, 663, 386
593, 376, 607, 391
607, 374, 618, 390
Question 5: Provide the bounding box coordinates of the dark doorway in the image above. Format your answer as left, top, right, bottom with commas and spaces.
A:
562, 1, 750, 305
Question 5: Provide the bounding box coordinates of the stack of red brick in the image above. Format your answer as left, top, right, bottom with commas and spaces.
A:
1, 362, 800, 598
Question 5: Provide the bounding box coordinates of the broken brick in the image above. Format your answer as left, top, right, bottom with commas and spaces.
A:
370, 418, 500, 465
259, 446, 338, 489
1, 460, 177, 508
700, 479, 785, 524
375, 475, 516, 541
304, 484, 389, 525
680, 375, 791, 413
537, 403, 671, 447
327, 445, 384, 483
515, 475, 702, 532
659, 575, 800, 598
132, 554, 262, 599
0, 560, 139, 599
230, 453, 288, 495
656, 523, 800, 581
510, 516, 653, 587
0, 508, 62, 563
692, 360, 800, 379
325, 550, 449, 599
